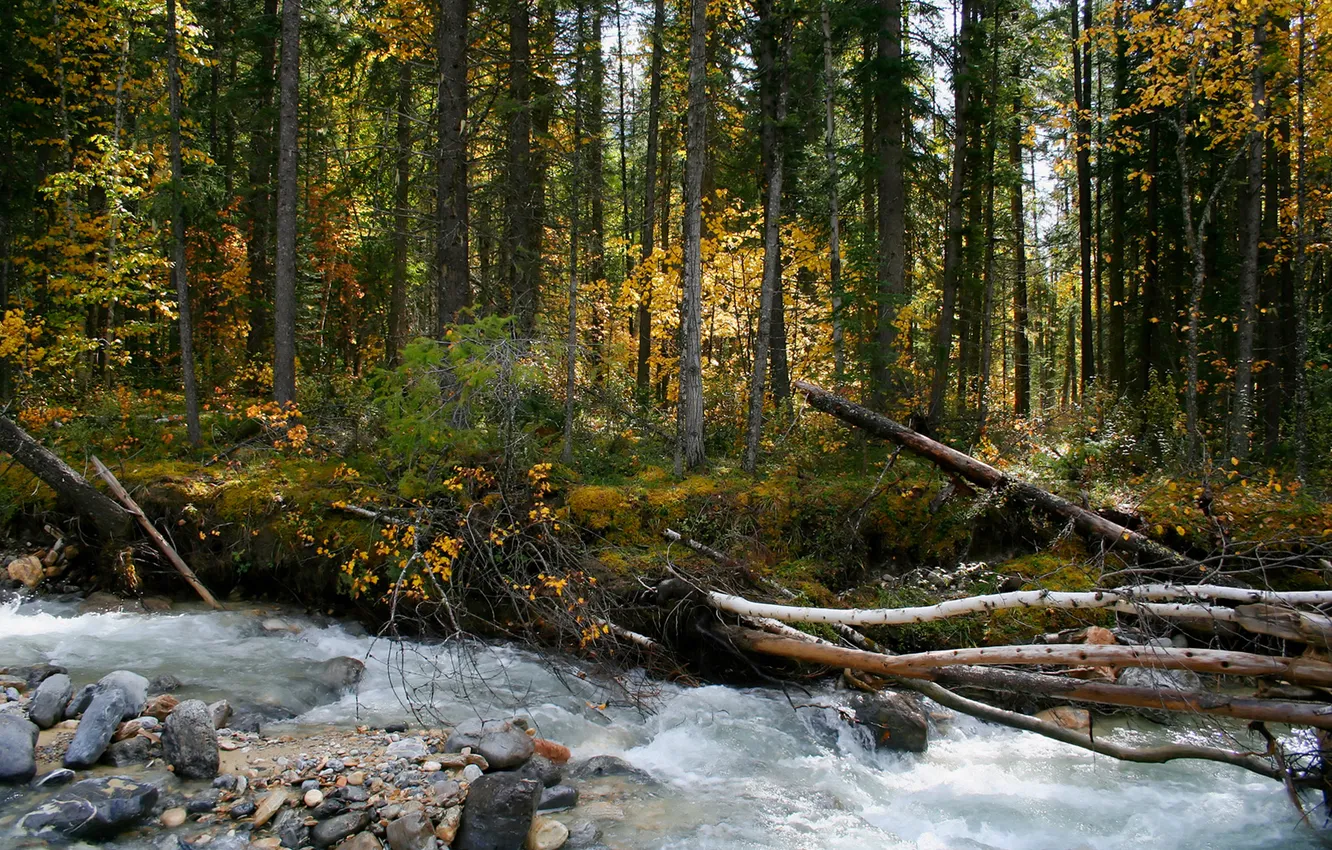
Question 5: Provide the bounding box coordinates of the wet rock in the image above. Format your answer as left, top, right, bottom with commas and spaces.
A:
386, 736, 430, 760
64, 688, 130, 768
312, 797, 346, 819
65, 683, 97, 719
317, 656, 366, 691
230, 799, 257, 818
186, 788, 221, 813
1118, 666, 1202, 692
1034, 705, 1092, 736
342, 834, 384, 850
564, 820, 600, 849
0, 714, 39, 783
7, 554, 44, 588
849, 690, 929, 753
387, 811, 436, 850
252, 788, 291, 828
4, 662, 67, 690
454, 773, 541, 850
27, 672, 72, 729
311, 809, 372, 848
272, 807, 310, 848
142, 596, 174, 613
262, 617, 297, 633
149, 674, 183, 694
160, 807, 188, 828
209, 699, 233, 729
79, 592, 145, 614
102, 734, 157, 766
525, 816, 568, 850
32, 768, 76, 789
339, 784, 370, 804
566, 755, 652, 783
537, 785, 578, 812
479, 727, 536, 771
98, 670, 150, 719
512, 754, 561, 787
163, 699, 220, 780
18, 775, 159, 840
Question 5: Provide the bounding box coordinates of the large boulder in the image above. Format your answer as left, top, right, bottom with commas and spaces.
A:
446, 720, 534, 770
64, 688, 131, 768
0, 713, 39, 784
27, 672, 73, 729
98, 670, 150, 719
163, 699, 219, 780
18, 775, 159, 840
454, 773, 542, 850
316, 656, 366, 691
102, 735, 159, 766
566, 755, 652, 783
849, 691, 929, 753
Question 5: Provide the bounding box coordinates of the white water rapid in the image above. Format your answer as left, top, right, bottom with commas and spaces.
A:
0, 596, 1320, 849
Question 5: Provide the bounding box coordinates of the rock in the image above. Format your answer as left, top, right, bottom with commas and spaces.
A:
230, 800, 256, 818
54, 718, 79, 730
422, 760, 442, 772
454, 773, 542, 850
312, 798, 345, 819
849, 691, 929, 753
64, 688, 130, 768
1118, 666, 1202, 692
310, 809, 372, 848
5, 662, 67, 690
531, 739, 570, 764
209, 699, 233, 729
8, 554, 44, 588
79, 591, 144, 614
525, 816, 569, 850
114, 716, 158, 741
430, 779, 463, 806
316, 656, 366, 691
186, 788, 221, 813
102, 734, 157, 766
513, 754, 561, 788
1081, 625, 1117, 645
161, 807, 188, 828
386, 737, 429, 760
32, 768, 76, 789
262, 617, 295, 632
347, 770, 366, 786
252, 789, 291, 828
434, 806, 462, 844
142, 596, 174, 613
537, 785, 578, 812
18, 775, 159, 840
1035, 705, 1092, 735
98, 670, 150, 719
27, 673, 72, 729
144, 693, 182, 720
150, 674, 183, 693
478, 727, 536, 771
163, 699, 219, 780
272, 807, 311, 849
435, 752, 489, 770
566, 755, 652, 783
305, 788, 325, 807
251, 839, 284, 850
65, 683, 97, 718
341, 834, 384, 850
339, 784, 369, 804
387, 811, 436, 850
564, 821, 600, 849
0, 714, 39, 783
462, 764, 484, 783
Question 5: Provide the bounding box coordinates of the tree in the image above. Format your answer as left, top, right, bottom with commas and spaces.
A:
387, 59, 412, 366
508, 0, 539, 337
636, 0, 665, 407
678, 0, 707, 473
823, 0, 844, 385
167, 0, 202, 446
438, 0, 471, 331
1011, 92, 1030, 417
1073, 0, 1093, 394
873, 0, 907, 408
273, 0, 300, 406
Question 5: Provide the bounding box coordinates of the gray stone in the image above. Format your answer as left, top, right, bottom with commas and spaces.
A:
386, 811, 435, 850
1118, 666, 1203, 692
32, 768, 76, 789
537, 784, 578, 811
230, 800, 257, 818
430, 779, 462, 806
64, 688, 130, 768
849, 690, 930, 753
339, 784, 370, 803
316, 656, 366, 691
27, 673, 72, 729
313, 797, 347, 819
209, 699, 233, 729
565, 820, 601, 849
163, 699, 219, 780
65, 683, 96, 718
149, 674, 183, 694
273, 808, 311, 849
511, 753, 561, 787
311, 809, 372, 847
0, 713, 39, 783
386, 736, 429, 760
477, 727, 535, 771
566, 755, 652, 783
462, 763, 483, 783
453, 773, 541, 850
98, 670, 150, 719
102, 734, 158, 766
17, 775, 159, 840
186, 788, 221, 813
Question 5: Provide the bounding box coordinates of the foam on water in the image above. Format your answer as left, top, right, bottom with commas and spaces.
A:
0, 597, 1318, 849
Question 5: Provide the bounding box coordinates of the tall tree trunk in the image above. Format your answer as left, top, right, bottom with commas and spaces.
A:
1073, 0, 1094, 394
507, 0, 538, 336
587, 4, 607, 379
245, 0, 278, 358
387, 59, 412, 366
1107, 7, 1126, 390
1294, 6, 1309, 480
874, 0, 907, 408
437, 0, 471, 330
744, 0, 791, 474
167, 0, 202, 446
678, 0, 707, 473
822, 0, 844, 386
1229, 15, 1267, 460
564, 5, 586, 466
928, 0, 974, 423
636, 0, 665, 407
1140, 116, 1160, 396
977, 110, 998, 429
1011, 98, 1029, 417
273, 0, 300, 406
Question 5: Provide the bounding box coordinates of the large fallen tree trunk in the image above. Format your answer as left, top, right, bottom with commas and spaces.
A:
0, 413, 132, 538
729, 627, 1332, 729
793, 381, 1195, 570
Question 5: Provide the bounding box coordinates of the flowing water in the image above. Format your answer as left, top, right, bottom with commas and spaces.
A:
0, 596, 1320, 850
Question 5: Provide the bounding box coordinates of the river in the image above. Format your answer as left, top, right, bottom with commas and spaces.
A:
0, 596, 1320, 849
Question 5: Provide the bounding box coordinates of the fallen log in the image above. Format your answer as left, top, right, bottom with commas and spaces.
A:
91, 457, 224, 611
0, 413, 132, 538
793, 381, 1195, 570
728, 627, 1332, 729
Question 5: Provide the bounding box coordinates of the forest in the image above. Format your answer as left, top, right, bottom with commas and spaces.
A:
5, 0, 1332, 842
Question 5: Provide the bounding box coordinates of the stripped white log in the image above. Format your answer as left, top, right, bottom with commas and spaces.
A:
595, 619, 663, 651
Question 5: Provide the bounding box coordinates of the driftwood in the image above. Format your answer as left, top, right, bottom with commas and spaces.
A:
729, 627, 1332, 729
0, 413, 132, 538
91, 457, 223, 611
793, 381, 1195, 569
